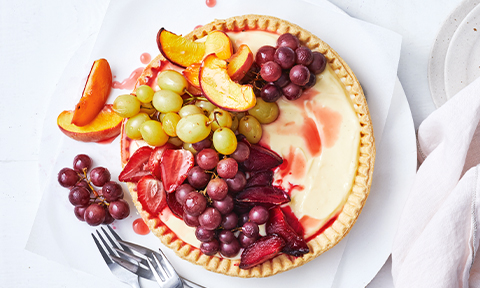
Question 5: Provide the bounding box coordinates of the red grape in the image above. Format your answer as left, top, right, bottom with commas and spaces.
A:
75, 180, 92, 191
282, 82, 303, 100
221, 212, 238, 230
238, 213, 250, 227
192, 138, 212, 151
103, 209, 115, 224
200, 239, 219, 256
230, 142, 250, 162
175, 184, 195, 205
74, 205, 88, 221
276, 33, 300, 50
225, 171, 247, 193
218, 230, 235, 244
68, 187, 90, 206
274, 72, 290, 88
216, 158, 238, 179
304, 72, 317, 89
255, 45, 276, 66
196, 148, 219, 170
238, 232, 257, 248
212, 195, 234, 215
102, 181, 124, 202
73, 154, 92, 173
308, 51, 327, 74
206, 178, 228, 201
242, 222, 259, 238
219, 238, 240, 257
289, 65, 310, 86
84, 203, 106, 226
260, 61, 282, 82
183, 191, 207, 216
183, 212, 200, 227
260, 83, 283, 103
195, 226, 215, 242
58, 168, 79, 188
198, 207, 222, 230
108, 199, 130, 220
89, 167, 111, 187
274, 46, 296, 69
249, 206, 269, 225
187, 166, 211, 189
295, 46, 314, 66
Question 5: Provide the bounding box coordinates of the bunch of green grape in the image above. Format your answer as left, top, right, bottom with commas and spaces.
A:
112, 69, 280, 154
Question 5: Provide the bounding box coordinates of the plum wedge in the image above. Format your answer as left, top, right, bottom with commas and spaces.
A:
266, 207, 309, 256
239, 235, 285, 269
235, 186, 290, 206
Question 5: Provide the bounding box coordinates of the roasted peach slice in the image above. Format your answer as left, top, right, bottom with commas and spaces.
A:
157, 28, 205, 68
227, 44, 254, 81
71, 58, 112, 127
183, 63, 201, 88
204, 30, 233, 60
58, 105, 122, 142
199, 54, 256, 112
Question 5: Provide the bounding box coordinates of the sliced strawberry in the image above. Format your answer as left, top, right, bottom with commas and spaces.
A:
148, 143, 176, 180
235, 186, 290, 206
166, 191, 183, 219
239, 235, 285, 269
118, 146, 153, 183
160, 149, 194, 193
246, 170, 274, 188
136, 175, 166, 216
241, 145, 283, 172
266, 207, 309, 256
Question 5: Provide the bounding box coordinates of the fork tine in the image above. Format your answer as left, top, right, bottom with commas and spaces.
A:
101, 226, 121, 251
91, 233, 113, 265
96, 230, 116, 257
106, 225, 135, 255
118, 240, 151, 255
114, 247, 145, 264
146, 256, 165, 283
150, 252, 170, 279
111, 255, 156, 281
156, 249, 177, 276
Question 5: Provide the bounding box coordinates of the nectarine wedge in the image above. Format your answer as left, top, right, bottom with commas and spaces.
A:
183, 63, 201, 88
227, 44, 254, 81
58, 105, 123, 142
199, 54, 256, 112
71, 59, 112, 127
157, 28, 205, 68
204, 30, 233, 60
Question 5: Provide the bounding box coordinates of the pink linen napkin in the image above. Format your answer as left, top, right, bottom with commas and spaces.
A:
391, 76, 480, 287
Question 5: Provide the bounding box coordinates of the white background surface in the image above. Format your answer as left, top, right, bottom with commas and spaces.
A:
0, 0, 464, 287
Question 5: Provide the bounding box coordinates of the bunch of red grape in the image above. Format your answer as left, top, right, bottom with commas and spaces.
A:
57, 154, 130, 226
255, 33, 327, 102
173, 142, 269, 257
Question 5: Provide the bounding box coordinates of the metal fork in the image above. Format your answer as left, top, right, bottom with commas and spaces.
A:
92, 227, 141, 288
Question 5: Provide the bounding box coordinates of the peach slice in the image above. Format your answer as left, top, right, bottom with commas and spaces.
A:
71, 59, 112, 127
58, 105, 123, 142
157, 28, 205, 68
227, 44, 254, 81
183, 63, 201, 88
204, 30, 233, 60
199, 54, 256, 112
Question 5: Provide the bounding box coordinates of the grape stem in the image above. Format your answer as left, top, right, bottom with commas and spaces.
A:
183, 90, 208, 105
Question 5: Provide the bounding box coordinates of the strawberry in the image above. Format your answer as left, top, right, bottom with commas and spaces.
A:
266, 207, 309, 256
148, 143, 176, 180
166, 191, 183, 219
245, 170, 274, 188
118, 146, 153, 183
235, 186, 290, 206
136, 175, 166, 216
241, 145, 283, 172
239, 235, 285, 269
160, 149, 194, 193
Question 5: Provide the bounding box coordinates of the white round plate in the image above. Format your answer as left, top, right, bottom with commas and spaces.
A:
428, 0, 480, 107
444, 3, 480, 98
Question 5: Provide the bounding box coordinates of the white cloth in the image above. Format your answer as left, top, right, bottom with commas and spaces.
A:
391, 76, 480, 287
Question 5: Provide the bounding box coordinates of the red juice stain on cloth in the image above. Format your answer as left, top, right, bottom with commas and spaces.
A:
206, 0, 216, 8
132, 218, 150, 235
112, 67, 144, 90
140, 53, 151, 65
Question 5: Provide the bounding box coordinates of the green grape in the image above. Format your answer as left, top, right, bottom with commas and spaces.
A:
239, 116, 263, 144
209, 108, 232, 131
236, 112, 246, 121
159, 113, 166, 122
140, 120, 169, 146
125, 113, 150, 140
113, 94, 141, 118
183, 142, 197, 154
157, 70, 188, 94
139, 102, 156, 116
248, 98, 279, 124
135, 85, 155, 103
213, 127, 237, 155
179, 104, 203, 118
162, 112, 181, 137
176, 114, 211, 143
195, 100, 216, 115
168, 136, 183, 147
152, 90, 183, 113
230, 113, 239, 132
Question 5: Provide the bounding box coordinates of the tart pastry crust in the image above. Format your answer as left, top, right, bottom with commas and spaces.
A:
124, 14, 375, 278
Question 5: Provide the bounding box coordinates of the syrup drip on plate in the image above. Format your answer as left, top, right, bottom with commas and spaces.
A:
206, 0, 216, 8
140, 52, 151, 65
112, 67, 144, 90
133, 218, 150, 235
